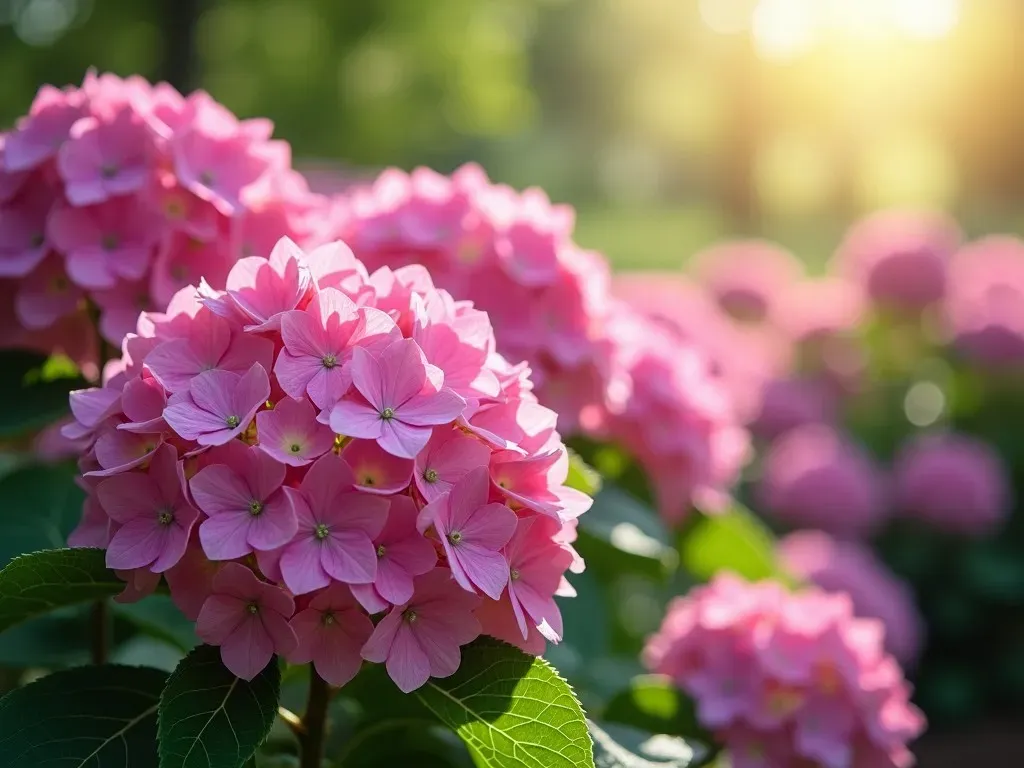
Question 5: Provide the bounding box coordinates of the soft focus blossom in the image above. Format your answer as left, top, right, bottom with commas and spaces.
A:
778, 531, 925, 667
1, 71, 322, 364
757, 424, 889, 539
691, 240, 804, 325
323, 164, 748, 524
644, 573, 925, 768
893, 432, 1011, 537
65, 237, 589, 686
945, 236, 1024, 366
834, 211, 960, 313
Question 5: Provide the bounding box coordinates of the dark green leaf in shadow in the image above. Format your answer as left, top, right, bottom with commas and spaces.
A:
0, 350, 85, 439
589, 720, 705, 768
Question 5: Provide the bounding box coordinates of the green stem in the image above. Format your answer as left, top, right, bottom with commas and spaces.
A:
89, 600, 109, 665
299, 669, 331, 768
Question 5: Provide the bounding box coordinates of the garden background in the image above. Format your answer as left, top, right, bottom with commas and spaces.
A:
1, 0, 1023, 766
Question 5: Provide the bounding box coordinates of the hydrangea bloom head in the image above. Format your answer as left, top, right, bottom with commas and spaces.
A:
65, 237, 589, 689
328, 166, 749, 522
944, 236, 1024, 366
834, 210, 960, 312
778, 531, 925, 667
1, 71, 322, 362
893, 432, 1011, 537
691, 240, 804, 325
644, 573, 925, 768
757, 424, 889, 539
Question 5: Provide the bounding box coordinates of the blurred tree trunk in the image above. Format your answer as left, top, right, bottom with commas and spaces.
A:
160, 0, 202, 93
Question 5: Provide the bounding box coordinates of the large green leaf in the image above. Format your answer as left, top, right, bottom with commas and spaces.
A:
334, 720, 475, 768
0, 664, 166, 767
0, 548, 123, 633
565, 450, 602, 497
0, 350, 85, 439
578, 486, 678, 579
589, 720, 703, 768
677, 505, 785, 584
414, 637, 595, 768
157, 644, 281, 768
113, 594, 199, 653
0, 462, 84, 568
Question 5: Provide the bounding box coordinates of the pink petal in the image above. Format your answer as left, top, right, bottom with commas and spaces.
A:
342, 439, 414, 495
329, 397, 386, 440
321, 532, 377, 584
232, 363, 272, 420
220, 614, 275, 680
247, 494, 298, 551
196, 593, 247, 644
361, 607, 402, 664
261, 609, 299, 657
446, 467, 491, 531
460, 502, 518, 550
97, 473, 158, 524
348, 345, 385, 408
105, 518, 167, 571
199, 511, 255, 560
397, 388, 466, 427
450, 543, 509, 600
374, 557, 416, 607
189, 464, 254, 517
280, 538, 331, 595
386, 623, 431, 693
378, 419, 432, 459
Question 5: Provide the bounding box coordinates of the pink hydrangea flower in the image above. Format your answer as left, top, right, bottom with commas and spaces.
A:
329, 339, 465, 459
644, 574, 925, 768
361, 568, 482, 693
778, 531, 925, 667
893, 432, 1011, 537
191, 441, 298, 559
196, 562, 298, 680
289, 584, 374, 687
692, 240, 804, 324
418, 467, 517, 600
278, 453, 389, 595
1, 72, 318, 354
97, 444, 198, 572
64, 235, 590, 688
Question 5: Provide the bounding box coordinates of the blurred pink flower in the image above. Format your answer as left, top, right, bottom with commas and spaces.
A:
692, 240, 804, 325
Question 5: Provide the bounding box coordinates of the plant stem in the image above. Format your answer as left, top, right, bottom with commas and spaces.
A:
89, 600, 109, 665
299, 669, 331, 768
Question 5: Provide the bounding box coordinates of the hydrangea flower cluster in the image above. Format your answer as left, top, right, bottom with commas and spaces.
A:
644, 574, 925, 768
65, 237, 590, 691
0, 71, 322, 361
324, 165, 747, 522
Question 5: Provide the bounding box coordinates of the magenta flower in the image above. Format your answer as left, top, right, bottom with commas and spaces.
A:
0, 184, 52, 278
165, 539, 223, 621
89, 427, 162, 477
278, 453, 389, 595
287, 584, 374, 687
217, 236, 311, 332
275, 287, 400, 408
504, 516, 574, 643
47, 197, 161, 289
255, 397, 335, 467
361, 568, 482, 693
414, 427, 490, 502
14, 255, 83, 330
144, 308, 274, 393
412, 291, 500, 398
417, 467, 516, 600
329, 339, 465, 459
350, 496, 437, 613
191, 441, 297, 560
57, 107, 150, 205
3, 85, 85, 172
149, 232, 231, 308
341, 438, 414, 495
490, 448, 592, 521
196, 562, 298, 680
97, 444, 199, 572
163, 363, 270, 446
118, 375, 167, 434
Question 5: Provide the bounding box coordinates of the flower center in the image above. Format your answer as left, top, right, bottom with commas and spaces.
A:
157, 509, 175, 526
321, 354, 337, 369
29, 232, 45, 249
247, 602, 259, 615
380, 407, 395, 421
100, 163, 119, 179
322, 611, 336, 627
510, 568, 520, 581
376, 544, 386, 558
164, 197, 186, 219
447, 530, 463, 545
424, 468, 439, 483
314, 523, 331, 541
225, 415, 240, 429
289, 443, 302, 453
249, 500, 263, 516
199, 170, 215, 187
50, 276, 69, 294
101, 233, 119, 251
402, 608, 418, 624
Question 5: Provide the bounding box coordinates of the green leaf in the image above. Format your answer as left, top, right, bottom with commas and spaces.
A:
589, 720, 704, 768
0, 664, 166, 767
158, 644, 281, 768
0, 610, 90, 667
566, 450, 602, 497
603, 676, 711, 745
578, 485, 678, 579
413, 637, 595, 768
0, 350, 85, 439
678, 505, 785, 583
0, 548, 123, 633
0, 462, 84, 568
335, 719, 475, 768
113, 594, 199, 653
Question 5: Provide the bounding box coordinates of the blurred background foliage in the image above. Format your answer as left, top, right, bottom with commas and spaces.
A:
3, 0, 1022, 269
